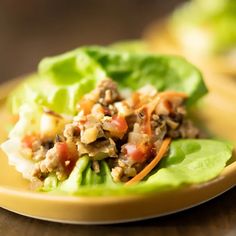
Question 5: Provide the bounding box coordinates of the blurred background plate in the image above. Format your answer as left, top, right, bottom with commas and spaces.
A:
144, 19, 236, 77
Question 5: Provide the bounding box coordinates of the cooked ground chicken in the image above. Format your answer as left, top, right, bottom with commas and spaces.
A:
21, 78, 200, 183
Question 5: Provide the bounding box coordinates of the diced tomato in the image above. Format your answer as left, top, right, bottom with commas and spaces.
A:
56, 142, 78, 173
22, 135, 38, 149
103, 115, 128, 138
57, 142, 68, 160
124, 142, 153, 163
124, 143, 149, 163
111, 115, 128, 134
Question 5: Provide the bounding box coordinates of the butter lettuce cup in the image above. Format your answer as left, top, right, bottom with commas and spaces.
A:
1, 45, 234, 199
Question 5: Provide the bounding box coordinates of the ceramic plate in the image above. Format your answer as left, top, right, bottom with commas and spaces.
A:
0, 77, 235, 224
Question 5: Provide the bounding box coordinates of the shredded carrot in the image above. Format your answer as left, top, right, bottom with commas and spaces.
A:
135, 95, 160, 135
145, 96, 161, 135
136, 91, 187, 135
125, 137, 172, 186
147, 95, 161, 114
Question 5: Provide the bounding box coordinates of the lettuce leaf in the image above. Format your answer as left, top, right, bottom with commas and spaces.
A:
1, 103, 42, 179
9, 103, 42, 139
8, 46, 207, 115
1, 138, 35, 180
58, 155, 114, 192
5, 45, 227, 197
82, 46, 207, 105
2, 95, 233, 196
146, 139, 233, 186
41, 139, 232, 196
170, 0, 236, 54
9, 51, 105, 115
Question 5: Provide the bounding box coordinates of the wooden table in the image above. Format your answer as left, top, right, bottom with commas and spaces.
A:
0, 187, 235, 236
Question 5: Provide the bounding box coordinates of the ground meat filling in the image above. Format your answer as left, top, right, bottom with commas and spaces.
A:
110, 94, 199, 182
20, 79, 200, 183
97, 79, 121, 107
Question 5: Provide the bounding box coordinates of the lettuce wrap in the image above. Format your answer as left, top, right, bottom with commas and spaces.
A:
1, 46, 233, 196
169, 0, 236, 55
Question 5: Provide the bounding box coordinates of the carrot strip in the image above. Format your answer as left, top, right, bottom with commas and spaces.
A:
136, 91, 187, 135
125, 137, 172, 186
146, 96, 161, 135
135, 95, 160, 135
147, 91, 187, 113
147, 96, 161, 114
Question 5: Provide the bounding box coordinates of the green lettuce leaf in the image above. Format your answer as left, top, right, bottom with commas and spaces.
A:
83, 46, 207, 105
2, 100, 233, 195
42, 139, 232, 196
1, 103, 42, 179
43, 155, 115, 193
8, 46, 207, 115
9, 51, 106, 115
170, 0, 236, 54
146, 139, 233, 186
9, 102, 43, 139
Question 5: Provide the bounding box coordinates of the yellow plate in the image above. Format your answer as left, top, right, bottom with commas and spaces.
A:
0, 78, 236, 224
